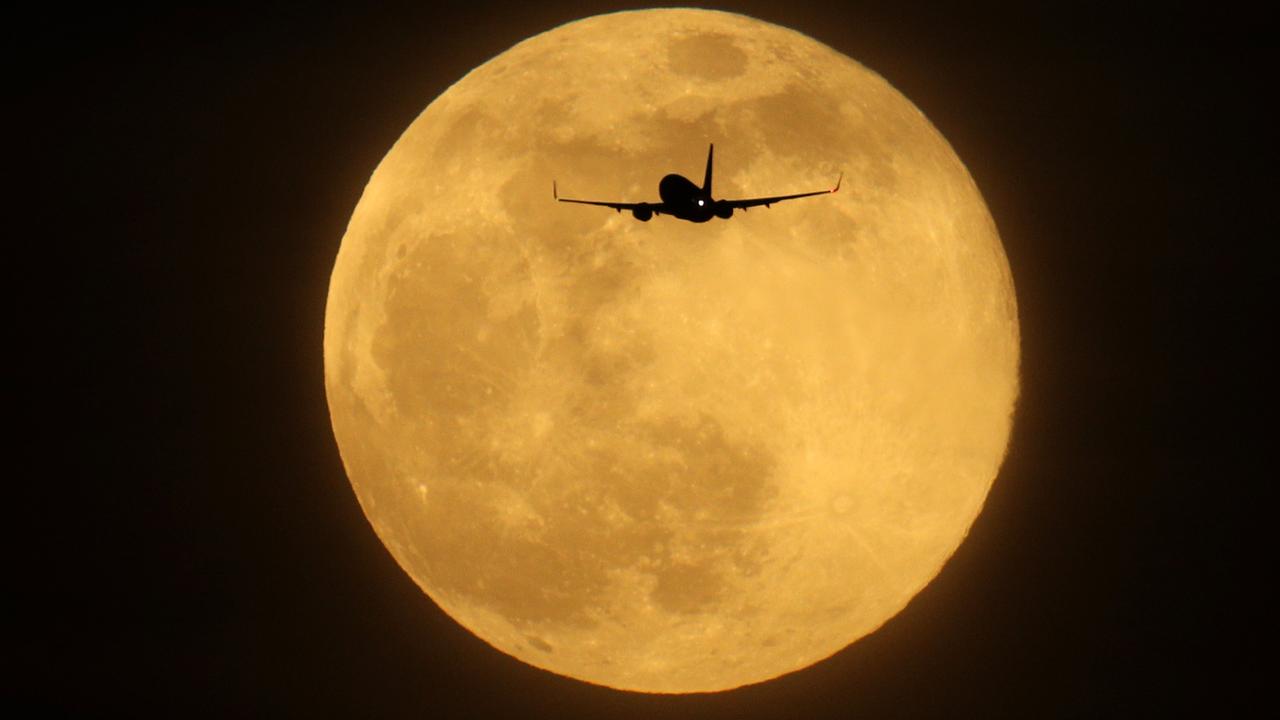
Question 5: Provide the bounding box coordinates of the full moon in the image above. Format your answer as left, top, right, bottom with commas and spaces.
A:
325, 9, 1018, 693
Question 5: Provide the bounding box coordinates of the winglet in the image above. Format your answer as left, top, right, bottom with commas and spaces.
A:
832, 173, 842, 193
553, 180, 558, 200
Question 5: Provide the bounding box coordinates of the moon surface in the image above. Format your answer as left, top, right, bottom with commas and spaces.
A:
324, 9, 1018, 693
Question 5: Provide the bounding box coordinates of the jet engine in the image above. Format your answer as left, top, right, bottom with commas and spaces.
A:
713, 201, 734, 219
632, 207, 653, 222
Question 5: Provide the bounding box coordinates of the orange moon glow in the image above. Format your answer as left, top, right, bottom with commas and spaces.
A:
324, 9, 1018, 693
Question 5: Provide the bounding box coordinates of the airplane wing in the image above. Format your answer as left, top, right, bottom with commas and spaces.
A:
721, 173, 842, 210
553, 182, 667, 214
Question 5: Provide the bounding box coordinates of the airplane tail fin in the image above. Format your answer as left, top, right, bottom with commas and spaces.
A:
702, 143, 714, 194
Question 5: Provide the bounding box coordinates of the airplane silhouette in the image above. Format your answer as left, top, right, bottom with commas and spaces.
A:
554, 144, 840, 223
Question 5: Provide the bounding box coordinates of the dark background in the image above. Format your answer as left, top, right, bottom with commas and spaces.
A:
14, 1, 1250, 715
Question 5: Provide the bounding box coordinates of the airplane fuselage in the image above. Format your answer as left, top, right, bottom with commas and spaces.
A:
657, 174, 732, 223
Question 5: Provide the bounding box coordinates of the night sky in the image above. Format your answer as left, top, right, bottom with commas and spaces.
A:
15, 1, 1248, 715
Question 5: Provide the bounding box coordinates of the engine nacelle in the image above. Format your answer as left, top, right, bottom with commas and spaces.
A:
632, 207, 653, 222
713, 201, 734, 219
